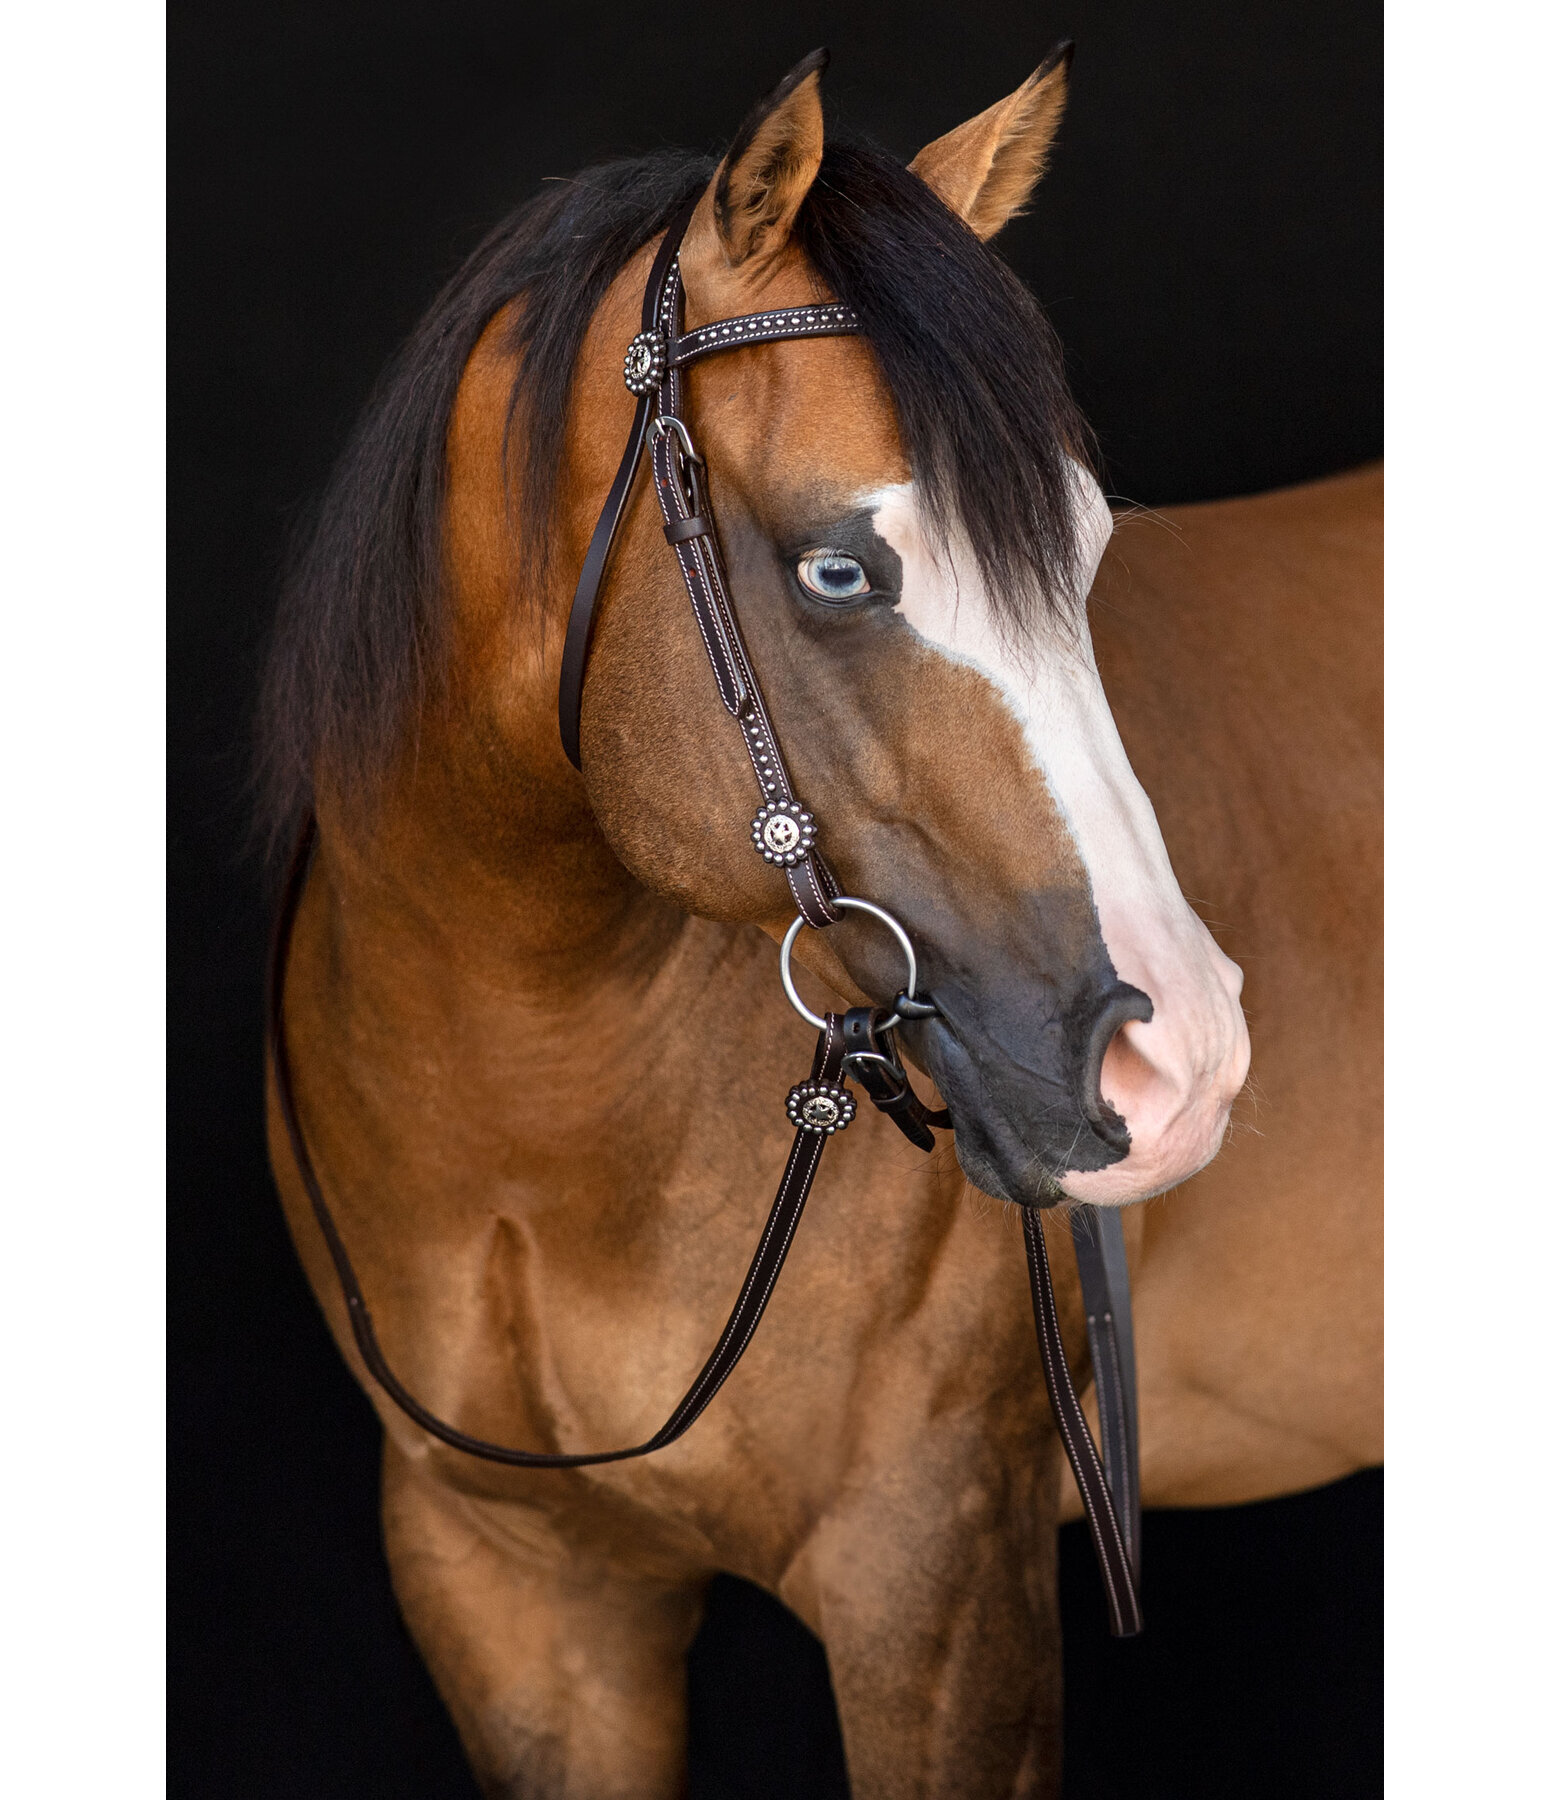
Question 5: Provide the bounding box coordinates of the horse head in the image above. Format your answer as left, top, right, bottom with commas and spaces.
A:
268, 49, 1249, 1213
562, 51, 1249, 1208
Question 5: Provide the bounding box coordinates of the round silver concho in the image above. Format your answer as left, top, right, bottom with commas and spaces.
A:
622, 329, 666, 395
751, 800, 816, 867
785, 1080, 856, 1136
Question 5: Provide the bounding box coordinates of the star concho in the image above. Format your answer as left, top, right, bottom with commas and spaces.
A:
751, 800, 816, 867
785, 1080, 856, 1136
622, 329, 666, 395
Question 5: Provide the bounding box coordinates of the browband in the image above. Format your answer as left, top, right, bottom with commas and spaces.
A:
668, 301, 861, 371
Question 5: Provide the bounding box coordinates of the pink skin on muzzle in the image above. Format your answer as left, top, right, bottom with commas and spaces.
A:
1061, 896, 1249, 1205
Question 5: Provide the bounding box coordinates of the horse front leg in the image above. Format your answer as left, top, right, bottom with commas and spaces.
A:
381, 1443, 703, 1800
797, 1440, 1065, 1799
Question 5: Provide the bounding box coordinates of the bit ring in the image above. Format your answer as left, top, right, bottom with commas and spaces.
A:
779, 897, 920, 1034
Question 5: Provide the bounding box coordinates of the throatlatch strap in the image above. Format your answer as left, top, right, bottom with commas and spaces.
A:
269, 816, 850, 1469
1023, 1207, 1144, 1637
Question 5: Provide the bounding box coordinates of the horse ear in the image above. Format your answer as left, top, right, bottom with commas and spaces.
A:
680, 49, 827, 304
908, 43, 1073, 241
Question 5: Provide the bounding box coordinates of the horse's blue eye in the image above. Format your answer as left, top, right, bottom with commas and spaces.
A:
796, 551, 871, 604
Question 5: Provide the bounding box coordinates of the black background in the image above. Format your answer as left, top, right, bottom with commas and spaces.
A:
170, 3, 1381, 1794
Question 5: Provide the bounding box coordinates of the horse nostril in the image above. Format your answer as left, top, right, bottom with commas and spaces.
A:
1079, 984, 1154, 1153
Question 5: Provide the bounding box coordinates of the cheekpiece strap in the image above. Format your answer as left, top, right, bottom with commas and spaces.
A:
645, 262, 845, 927
559, 201, 862, 776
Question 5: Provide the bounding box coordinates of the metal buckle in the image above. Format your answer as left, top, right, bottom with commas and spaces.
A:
649, 413, 706, 515
841, 1045, 909, 1094
648, 412, 701, 467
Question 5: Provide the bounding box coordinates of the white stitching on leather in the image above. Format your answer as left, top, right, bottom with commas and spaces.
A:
669, 304, 860, 366
678, 1021, 842, 1417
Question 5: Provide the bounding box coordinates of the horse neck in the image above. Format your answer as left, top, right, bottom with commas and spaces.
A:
311, 262, 765, 1093
311, 693, 694, 1042
305, 704, 797, 1240
312, 271, 635, 946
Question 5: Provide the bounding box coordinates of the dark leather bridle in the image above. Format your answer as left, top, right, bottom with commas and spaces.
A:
269, 197, 1144, 1637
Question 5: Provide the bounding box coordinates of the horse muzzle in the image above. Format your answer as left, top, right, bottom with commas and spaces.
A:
905, 929, 1248, 1209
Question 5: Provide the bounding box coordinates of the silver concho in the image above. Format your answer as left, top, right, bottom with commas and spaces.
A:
622, 329, 666, 395
751, 800, 816, 867
785, 1080, 856, 1136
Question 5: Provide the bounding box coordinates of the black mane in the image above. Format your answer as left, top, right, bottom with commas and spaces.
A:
256, 138, 1093, 860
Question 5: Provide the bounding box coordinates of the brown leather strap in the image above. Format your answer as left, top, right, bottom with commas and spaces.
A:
667, 300, 859, 370
271, 820, 1143, 1630
1070, 1203, 1141, 1575
648, 297, 842, 926
556, 219, 859, 780
1022, 1206, 1143, 1637
557, 201, 696, 770
840, 1006, 951, 1152
268, 815, 852, 1468
554, 221, 854, 926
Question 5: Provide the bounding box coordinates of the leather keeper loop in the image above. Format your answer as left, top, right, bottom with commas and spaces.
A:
664, 515, 711, 544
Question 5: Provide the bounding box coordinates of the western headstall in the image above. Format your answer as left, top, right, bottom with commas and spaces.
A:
270, 197, 1144, 1636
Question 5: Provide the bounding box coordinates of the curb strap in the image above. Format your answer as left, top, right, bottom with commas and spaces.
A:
840, 1006, 952, 1152
269, 816, 852, 1469
1022, 1206, 1144, 1637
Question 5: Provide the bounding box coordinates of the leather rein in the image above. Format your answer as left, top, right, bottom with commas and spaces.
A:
269, 199, 1144, 1637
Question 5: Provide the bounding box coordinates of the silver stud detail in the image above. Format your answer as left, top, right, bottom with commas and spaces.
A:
623, 330, 666, 395
751, 801, 817, 867
786, 1081, 856, 1135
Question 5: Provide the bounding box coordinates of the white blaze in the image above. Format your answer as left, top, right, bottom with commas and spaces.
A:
868, 470, 1249, 1204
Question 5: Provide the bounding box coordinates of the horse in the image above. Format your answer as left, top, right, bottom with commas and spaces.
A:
260, 49, 1380, 1798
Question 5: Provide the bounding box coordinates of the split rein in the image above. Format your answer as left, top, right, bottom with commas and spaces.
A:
268, 200, 1143, 1637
